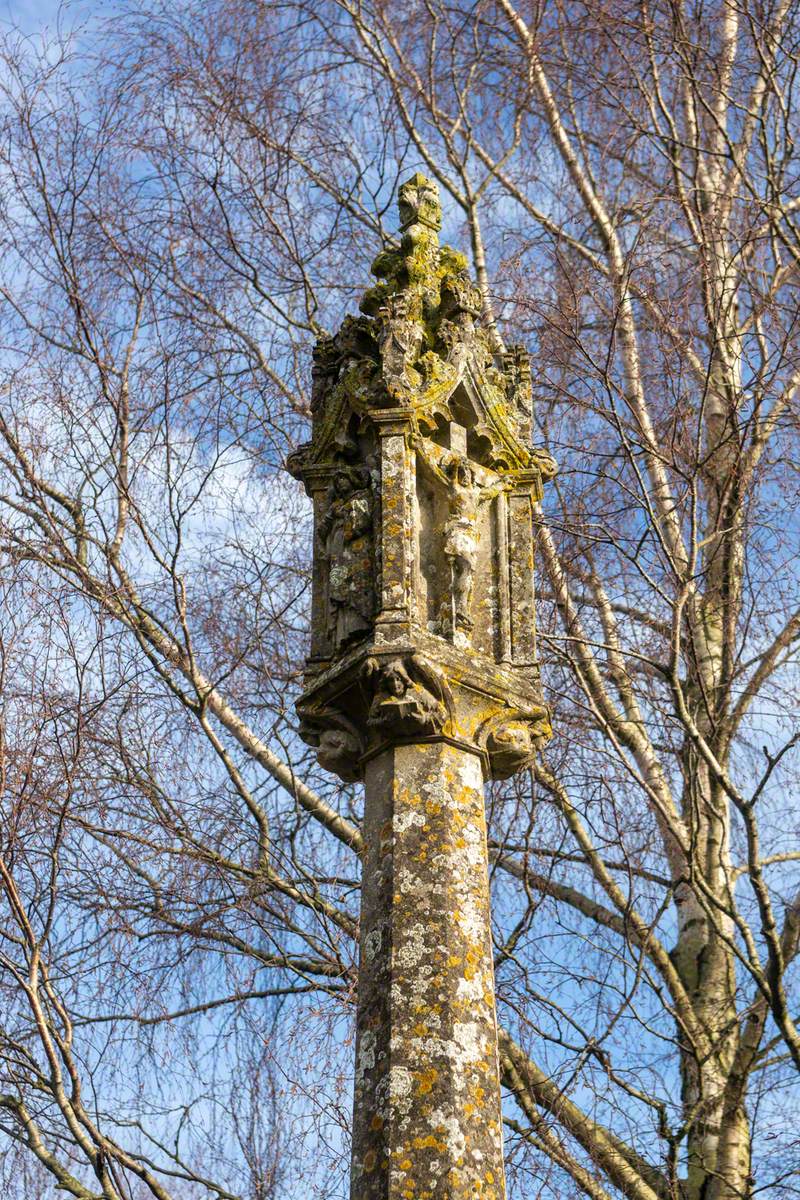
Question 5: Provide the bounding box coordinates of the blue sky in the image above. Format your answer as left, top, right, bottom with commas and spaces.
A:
2, 0, 84, 33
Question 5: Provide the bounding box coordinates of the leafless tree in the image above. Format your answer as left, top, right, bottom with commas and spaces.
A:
0, 2, 799, 1197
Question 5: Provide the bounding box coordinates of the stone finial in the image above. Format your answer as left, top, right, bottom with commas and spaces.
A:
397, 171, 442, 232
361, 172, 445, 318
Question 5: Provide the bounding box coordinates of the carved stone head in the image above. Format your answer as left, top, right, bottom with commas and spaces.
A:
332, 471, 353, 499
317, 727, 362, 780
375, 659, 412, 697
447, 458, 476, 488
331, 466, 370, 500
486, 720, 534, 779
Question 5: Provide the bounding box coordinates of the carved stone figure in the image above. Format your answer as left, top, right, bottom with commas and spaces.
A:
484, 708, 553, 779
361, 173, 451, 322
431, 450, 505, 637
415, 438, 507, 638
310, 335, 340, 413
319, 467, 375, 649
440, 269, 482, 321
377, 293, 424, 392
397, 172, 442, 234
502, 345, 532, 413
443, 458, 483, 632
336, 314, 378, 371
365, 655, 450, 738
298, 706, 364, 782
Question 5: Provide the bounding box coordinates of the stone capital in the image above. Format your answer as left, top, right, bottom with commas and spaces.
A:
295, 636, 551, 782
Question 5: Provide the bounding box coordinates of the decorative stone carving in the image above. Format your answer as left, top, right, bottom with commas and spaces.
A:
298, 705, 365, 782
436, 274, 490, 387
310, 335, 340, 413
364, 654, 452, 739
482, 706, 553, 780
441, 457, 503, 637
530, 446, 559, 482
319, 466, 375, 650
443, 268, 482, 315
397, 171, 442, 233
377, 293, 425, 395
502, 344, 531, 413
290, 171, 559, 701
415, 438, 505, 641
361, 173, 446, 322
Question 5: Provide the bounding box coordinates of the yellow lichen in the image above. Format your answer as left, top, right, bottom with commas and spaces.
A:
416, 1067, 438, 1095
412, 1134, 446, 1151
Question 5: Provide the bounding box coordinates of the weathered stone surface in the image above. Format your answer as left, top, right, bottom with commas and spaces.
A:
319, 466, 376, 650
353, 742, 506, 1200
288, 175, 557, 1199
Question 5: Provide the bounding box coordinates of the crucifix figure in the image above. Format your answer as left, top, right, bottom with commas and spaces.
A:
445, 457, 482, 631
288, 174, 556, 1200
415, 431, 505, 641
442, 455, 504, 637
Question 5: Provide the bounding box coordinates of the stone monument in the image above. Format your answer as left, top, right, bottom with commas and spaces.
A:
288, 174, 556, 1200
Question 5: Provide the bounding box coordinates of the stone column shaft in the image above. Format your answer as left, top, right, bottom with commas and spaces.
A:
352, 741, 506, 1200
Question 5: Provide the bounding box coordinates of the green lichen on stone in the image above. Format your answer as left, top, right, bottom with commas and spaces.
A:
360, 174, 472, 343
289, 172, 548, 474
361, 173, 448, 320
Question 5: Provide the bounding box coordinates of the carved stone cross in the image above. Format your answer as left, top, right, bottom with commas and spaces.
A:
289, 174, 557, 1200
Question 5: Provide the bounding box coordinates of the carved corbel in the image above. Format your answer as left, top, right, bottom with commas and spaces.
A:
478, 705, 553, 780
298, 705, 366, 783
363, 654, 454, 741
